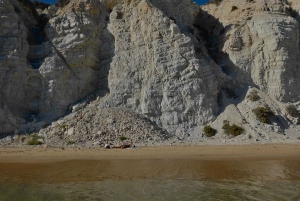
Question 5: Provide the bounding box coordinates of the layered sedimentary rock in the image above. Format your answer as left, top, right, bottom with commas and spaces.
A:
0, 0, 221, 136
100, 0, 220, 136
201, 0, 300, 102
0, 0, 39, 133
0, 0, 299, 141
41, 0, 111, 119
0, 0, 107, 133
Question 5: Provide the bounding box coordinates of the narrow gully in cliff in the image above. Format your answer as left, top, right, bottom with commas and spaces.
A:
27, 25, 51, 69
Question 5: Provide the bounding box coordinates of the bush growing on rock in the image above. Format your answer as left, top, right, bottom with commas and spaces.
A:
59, 124, 68, 129
252, 107, 273, 124
119, 136, 127, 141
231, 6, 238, 12
222, 120, 244, 136
203, 125, 217, 137
286, 105, 298, 117
26, 134, 43, 145
247, 91, 260, 101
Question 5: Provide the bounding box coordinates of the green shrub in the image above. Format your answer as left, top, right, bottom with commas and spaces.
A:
59, 124, 68, 129
203, 125, 217, 137
119, 136, 127, 141
231, 6, 238, 12
222, 120, 244, 136
247, 91, 260, 101
252, 107, 273, 124
26, 134, 42, 145
27, 140, 43, 145
67, 141, 75, 146
286, 105, 298, 117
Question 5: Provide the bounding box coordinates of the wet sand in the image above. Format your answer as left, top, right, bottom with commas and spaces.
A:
0, 144, 300, 183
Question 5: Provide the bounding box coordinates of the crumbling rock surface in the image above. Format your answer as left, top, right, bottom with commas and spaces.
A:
100, 0, 220, 137
0, 0, 300, 144
201, 0, 300, 102
39, 98, 174, 147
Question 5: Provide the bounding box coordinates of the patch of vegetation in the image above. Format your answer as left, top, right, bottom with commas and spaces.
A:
287, 7, 299, 18
116, 12, 123, 19
59, 124, 68, 129
67, 141, 75, 146
252, 107, 273, 124
26, 134, 43, 145
298, 137, 300, 140
286, 105, 298, 117
119, 136, 127, 141
231, 6, 238, 12
222, 120, 244, 136
203, 125, 217, 137
247, 91, 260, 101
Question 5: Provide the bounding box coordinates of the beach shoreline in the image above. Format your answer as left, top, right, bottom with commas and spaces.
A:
1, 143, 300, 182
1, 143, 300, 163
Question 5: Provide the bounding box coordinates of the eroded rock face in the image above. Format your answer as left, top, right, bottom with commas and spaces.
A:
99, 0, 220, 136
0, 0, 114, 133
41, 0, 113, 119
201, 0, 300, 102
248, 12, 299, 102
0, 0, 221, 136
0, 0, 40, 133
0, 0, 300, 140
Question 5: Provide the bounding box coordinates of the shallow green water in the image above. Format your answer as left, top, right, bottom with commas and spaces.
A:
1, 179, 300, 201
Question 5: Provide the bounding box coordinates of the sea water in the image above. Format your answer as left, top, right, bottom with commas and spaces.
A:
1, 159, 300, 201
1, 179, 300, 201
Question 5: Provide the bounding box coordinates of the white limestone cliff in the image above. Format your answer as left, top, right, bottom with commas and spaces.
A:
99, 0, 220, 136
0, 0, 299, 143
202, 0, 300, 102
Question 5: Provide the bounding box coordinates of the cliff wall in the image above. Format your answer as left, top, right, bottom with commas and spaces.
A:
0, 0, 299, 143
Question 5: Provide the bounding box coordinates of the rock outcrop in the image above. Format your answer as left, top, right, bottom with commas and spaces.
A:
0, 0, 300, 144
0, 0, 221, 136
100, 0, 220, 137
0, 0, 39, 134
201, 0, 300, 102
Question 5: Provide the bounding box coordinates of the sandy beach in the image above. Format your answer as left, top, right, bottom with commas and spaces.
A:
0, 143, 300, 183
1, 143, 300, 163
